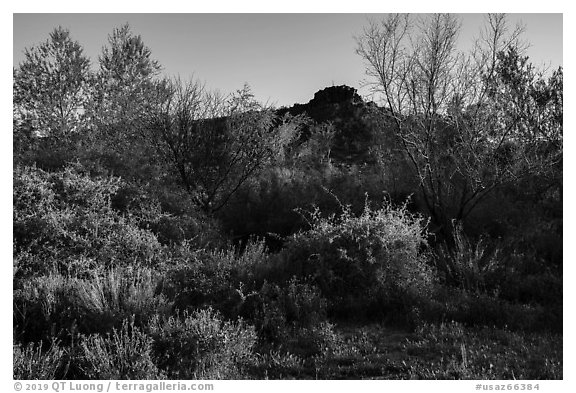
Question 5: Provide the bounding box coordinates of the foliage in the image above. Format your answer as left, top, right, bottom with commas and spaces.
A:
13, 165, 163, 276
14, 267, 172, 345
14, 273, 81, 345
74, 267, 173, 333
91, 24, 161, 141
13, 27, 92, 167
148, 308, 257, 379
148, 80, 302, 213
242, 279, 333, 355
279, 199, 433, 313
356, 14, 562, 242
158, 241, 268, 317
12, 19, 562, 380
13, 340, 68, 380
79, 319, 164, 379
433, 223, 503, 293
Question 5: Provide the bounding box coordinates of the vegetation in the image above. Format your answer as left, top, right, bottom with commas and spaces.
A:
13, 14, 561, 380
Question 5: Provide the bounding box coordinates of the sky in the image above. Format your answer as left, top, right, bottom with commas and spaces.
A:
13, 13, 563, 108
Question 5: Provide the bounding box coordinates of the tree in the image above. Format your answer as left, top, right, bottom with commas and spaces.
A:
355, 13, 562, 241
149, 79, 301, 213
90, 24, 161, 143
87, 23, 164, 177
13, 27, 92, 166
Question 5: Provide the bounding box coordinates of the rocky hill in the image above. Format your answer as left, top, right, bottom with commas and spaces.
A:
277, 85, 381, 164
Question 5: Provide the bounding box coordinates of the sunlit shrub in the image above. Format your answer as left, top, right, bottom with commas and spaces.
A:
14, 274, 81, 345
75, 267, 173, 333
278, 200, 433, 312
148, 308, 257, 379
159, 240, 271, 317
14, 267, 172, 344
13, 341, 68, 380
79, 320, 164, 379
13, 165, 163, 277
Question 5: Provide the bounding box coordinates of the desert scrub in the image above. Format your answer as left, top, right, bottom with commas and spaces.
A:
14, 274, 81, 345
147, 308, 257, 379
79, 319, 164, 379
241, 278, 339, 359
279, 199, 433, 313
433, 223, 504, 294
74, 266, 173, 333
158, 240, 271, 318
13, 165, 163, 277
14, 267, 172, 344
13, 341, 68, 379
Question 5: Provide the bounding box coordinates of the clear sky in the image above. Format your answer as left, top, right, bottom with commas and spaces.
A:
13, 13, 563, 108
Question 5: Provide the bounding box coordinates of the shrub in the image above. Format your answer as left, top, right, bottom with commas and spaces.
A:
13, 341, 68, 379
79, 320, 164, 379
14, 267, 172, 344
238, 278, 341, 359
433, 223, 503, 294
148, 308, 257, 379
14, 274, 81, 345
278, 199, 433, 314
248, 350, 307, 379
75, 267, 173, 333
13, 165, 164, 277
159, 240, 271, 318
245, 279, 327, 343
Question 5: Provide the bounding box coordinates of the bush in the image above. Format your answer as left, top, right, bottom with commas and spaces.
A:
238, 277, 341, 359
244, 279, 326, 343
75, 267, 173, 334
433, 223, 503, 294
79, 319, 164, 379
148, 308, 257, 379
14, 267, 172, 344
13, 341, 68, 379
248, 350, 307, 379
13, 165, 163, 277
14, 274, 81, 345
159, 240, 271, 317
278, 199, 433, 314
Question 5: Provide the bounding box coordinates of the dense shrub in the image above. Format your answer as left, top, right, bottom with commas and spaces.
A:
13, 165, 163, 277
159, 240, 270, 317
148, 308, 257, 379
244, 279, 326, 341
14, 267, 172, 344
277, 200, 433, 314
74, 267, 173, 333
111, 182, 226, 249
238, 278, 340, 359
248, 350, 307, 379
218, 165, 401, 249
79, 320, 164, 379
13, 341, 68, 379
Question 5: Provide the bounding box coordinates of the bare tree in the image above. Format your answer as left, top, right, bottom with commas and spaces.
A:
149, 79, 301, 213
356, 13, 561, 240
